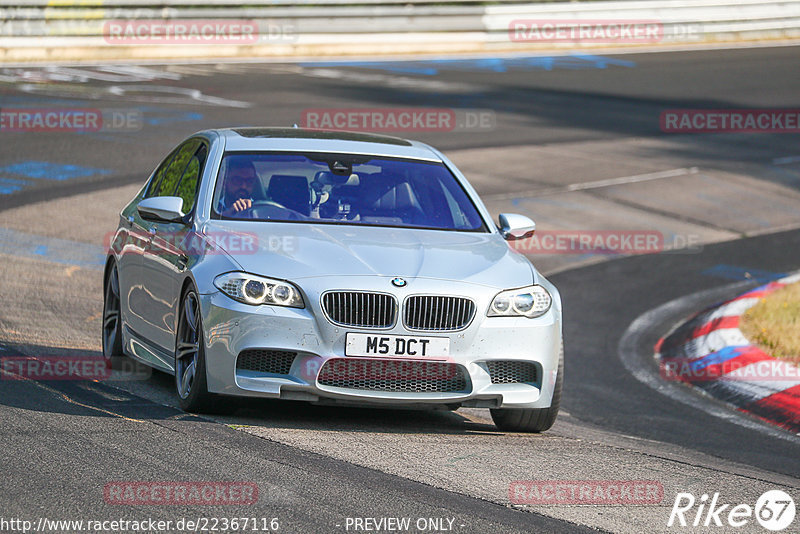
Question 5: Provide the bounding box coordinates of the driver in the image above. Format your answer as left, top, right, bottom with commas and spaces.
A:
218, 159, 259, 217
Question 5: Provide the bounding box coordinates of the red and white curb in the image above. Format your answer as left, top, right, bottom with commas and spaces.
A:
655, 272, 800, 434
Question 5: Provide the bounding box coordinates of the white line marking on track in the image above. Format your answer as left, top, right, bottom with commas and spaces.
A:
563, 166, 700, 192
485, 166, 699, 200
618, 279, 800, 443
298, 66, 482, 92
95, 65, 183, 81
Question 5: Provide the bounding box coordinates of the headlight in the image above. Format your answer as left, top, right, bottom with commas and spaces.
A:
488, 285, 551, 318
214, 272, 304, 308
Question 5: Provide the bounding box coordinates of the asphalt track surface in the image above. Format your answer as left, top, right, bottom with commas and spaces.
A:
1, 46, 800, 533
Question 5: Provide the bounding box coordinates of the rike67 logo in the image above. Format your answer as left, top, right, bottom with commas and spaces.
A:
668, 490, 796, 531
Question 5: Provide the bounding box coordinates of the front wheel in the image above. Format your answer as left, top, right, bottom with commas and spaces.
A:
175, 287, 214, 412
490, 346, 563, 433
102, 262, 124, 360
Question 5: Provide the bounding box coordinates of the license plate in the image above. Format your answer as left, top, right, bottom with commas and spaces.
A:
345, 333, 450, 358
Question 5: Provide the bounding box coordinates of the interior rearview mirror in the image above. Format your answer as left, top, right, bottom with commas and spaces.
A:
498, 213, 535, 240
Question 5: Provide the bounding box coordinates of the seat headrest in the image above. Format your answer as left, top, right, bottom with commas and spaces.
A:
360, 175, 418, 212
267, 175, 311, 216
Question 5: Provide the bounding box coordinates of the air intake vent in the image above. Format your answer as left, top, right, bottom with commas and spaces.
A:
486, 361, 538, 384
321, 291, 396, 328
236, 349, 297, 375
403, 295, 475, 331
318, 358, 470, 393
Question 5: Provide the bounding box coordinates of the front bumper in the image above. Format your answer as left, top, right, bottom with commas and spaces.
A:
199, 276, 562, 409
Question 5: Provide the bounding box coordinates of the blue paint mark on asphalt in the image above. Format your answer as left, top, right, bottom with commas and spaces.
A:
739, 281, 782, 299
0, 161, 112, 181
702, 264, 786, 282
0, 177, 28, 195
687, 345, 747, 372
301, 54, 636, 75
144, 112, 203, 126
0, 185, 22, 194
135, 106, 204, 126
569, 53, 636, 69
0, 177, 28, 185
149, 113, 203, 126
72, 107, 204, 139
72, 108, 204, 140
0, 228, 105, 269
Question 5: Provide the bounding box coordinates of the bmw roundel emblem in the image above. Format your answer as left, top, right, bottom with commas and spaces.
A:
391, 277, 407, 288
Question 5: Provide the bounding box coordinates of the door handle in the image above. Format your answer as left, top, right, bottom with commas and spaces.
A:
146, 226, 157, 247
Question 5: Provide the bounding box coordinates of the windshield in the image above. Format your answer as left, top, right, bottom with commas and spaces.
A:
211, 152, 487, 232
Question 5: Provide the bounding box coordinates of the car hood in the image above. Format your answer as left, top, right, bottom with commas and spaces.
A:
202, 221, 536, 289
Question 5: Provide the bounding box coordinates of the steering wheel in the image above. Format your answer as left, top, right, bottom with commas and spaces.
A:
236, 200, 304, 221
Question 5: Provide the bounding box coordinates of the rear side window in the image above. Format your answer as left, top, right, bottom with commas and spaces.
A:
150, 139, 202, 198
145, 147, 179, 198
174, 144, 208, 213
144, 139, 207, 215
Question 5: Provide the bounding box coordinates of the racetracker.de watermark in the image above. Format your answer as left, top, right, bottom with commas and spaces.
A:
0, 108, 142, 133
104, 482, 259, 505
0, 355, 150, 381
301, 108, 495, 132
508, 20, 702, 43
509, 480, 664, 505
510, 230, 702, 255
312, 358, 460, 382
660, 358, 800, 382
105, 231, 296, 256
661, 109, 800, 133
103, 20, 295, 44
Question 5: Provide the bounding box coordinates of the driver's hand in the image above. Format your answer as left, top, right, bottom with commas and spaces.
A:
232, 198, 253, 213
224, 198, 252, 216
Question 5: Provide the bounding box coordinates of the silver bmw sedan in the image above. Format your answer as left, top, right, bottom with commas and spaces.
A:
103, 128, 563, 432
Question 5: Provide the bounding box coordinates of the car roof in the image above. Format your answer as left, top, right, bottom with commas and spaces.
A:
209, 127, 443, 162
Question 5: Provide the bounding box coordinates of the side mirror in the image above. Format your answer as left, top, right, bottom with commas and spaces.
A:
498, 213, 535, 240
137, 196, 185, 223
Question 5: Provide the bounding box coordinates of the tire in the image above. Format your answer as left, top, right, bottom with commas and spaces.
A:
102, 262, 124, 360
175, 286, 215, 413
490, 343, 563, 433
